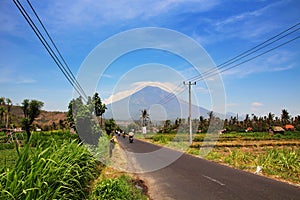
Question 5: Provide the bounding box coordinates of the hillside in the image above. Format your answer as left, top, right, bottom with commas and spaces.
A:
8, 106, 67, 129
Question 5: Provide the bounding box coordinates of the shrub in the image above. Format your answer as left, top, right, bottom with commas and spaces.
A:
90, 175, 146, 200
0, 139, 98, 199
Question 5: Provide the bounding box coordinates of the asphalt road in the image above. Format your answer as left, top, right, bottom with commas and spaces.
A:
116, 135, 300, 200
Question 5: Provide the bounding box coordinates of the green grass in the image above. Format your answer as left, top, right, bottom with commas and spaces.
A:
90, 175, 147, 200
0, 131, 148, 199
257, 148, 300, 182
0, 139, 99, 199
0, 148, 19, 168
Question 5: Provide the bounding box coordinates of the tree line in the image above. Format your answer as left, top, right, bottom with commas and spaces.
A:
0, 97, 44, 142
159, 109, 300, 133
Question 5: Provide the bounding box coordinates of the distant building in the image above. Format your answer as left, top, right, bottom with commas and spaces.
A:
245, 127, 253, 132
284, 124, 295, 131
269, 126, 285, 134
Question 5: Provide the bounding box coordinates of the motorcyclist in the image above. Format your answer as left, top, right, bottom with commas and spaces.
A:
128, 131, 134, 143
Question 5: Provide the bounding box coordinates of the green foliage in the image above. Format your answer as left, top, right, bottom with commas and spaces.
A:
90, 175, 147, 200
0, 138, 98, 199
29, 131, 79, 147
0, 149, 18, 168
21, 99, 44, 141
93, 92, 107, 118
152, 134, 173, 143
105, 118, 117, 135
69, 97, 103, 145
0, 142, 15, 151
90, 134, 110, 164
257, 148, 300, 182
223, 149, 255, 170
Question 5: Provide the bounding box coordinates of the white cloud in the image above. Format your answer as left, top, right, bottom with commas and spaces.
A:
251, 102, 263, 107
101, 74, 113, 78
103, 81, 183, 104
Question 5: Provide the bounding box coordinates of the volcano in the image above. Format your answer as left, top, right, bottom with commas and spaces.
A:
103, 86, 210, 121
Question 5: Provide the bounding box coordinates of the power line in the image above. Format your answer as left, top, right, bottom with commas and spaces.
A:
160, 34, 300, 107
187, 23, 300, 83
201, 34, 300, 81
156, 83, 184, 105
13, 0, 87, 101
158, 23, 300, 106
25, 0, 88, 100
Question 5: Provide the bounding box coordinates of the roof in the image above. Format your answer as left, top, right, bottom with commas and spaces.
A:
272, 126, 285, 132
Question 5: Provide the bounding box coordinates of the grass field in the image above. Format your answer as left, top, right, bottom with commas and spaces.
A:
140, 131, 300, 185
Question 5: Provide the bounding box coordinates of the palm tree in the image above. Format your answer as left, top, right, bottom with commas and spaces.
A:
0, 97, 5, 126
5, 98, 12, 128
140, 109, 150, 127
267, 112, 274, 127
281, 109, 290, 125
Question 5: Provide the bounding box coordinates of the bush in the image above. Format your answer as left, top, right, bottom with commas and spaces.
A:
0, 139, 98, 199
90, 175, 146, 200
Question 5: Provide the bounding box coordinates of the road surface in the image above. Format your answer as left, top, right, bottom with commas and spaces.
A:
115, 135, 300, 200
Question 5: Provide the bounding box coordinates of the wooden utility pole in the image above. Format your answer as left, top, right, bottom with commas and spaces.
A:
183, 81, 196, 144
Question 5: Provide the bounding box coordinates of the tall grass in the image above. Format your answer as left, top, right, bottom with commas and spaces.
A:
204, 148, 300, 183
257, 148, 300, 182
0, 139, 98, 199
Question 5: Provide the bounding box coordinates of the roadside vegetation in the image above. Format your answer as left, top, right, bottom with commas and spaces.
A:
0, 95, 147, 199
0, 131, 148, 199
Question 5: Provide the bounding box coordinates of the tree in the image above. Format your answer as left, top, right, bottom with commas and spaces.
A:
5, 98, 12, 128
21, 99, 44, 142
105, 118, 117, 135
267, 112, 274, 127
140, 109, 150, 127
162, 120, 172, 133
244, 114, 250, 128
281, 109, 290, 125
67, 96, 103, 144
0, 97, 5, 127
208, 111, 215, 123
198, 116, 207, 132
67, 99, 76, 130
93, 92, 107, 127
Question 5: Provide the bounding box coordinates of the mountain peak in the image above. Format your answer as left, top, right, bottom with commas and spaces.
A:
104, 85, 209, 121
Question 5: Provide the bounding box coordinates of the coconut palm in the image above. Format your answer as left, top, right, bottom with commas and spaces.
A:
5, 98, 12, 128
281, 109, 290, 125
140, 109, 150, 127
267, 112, 274, 127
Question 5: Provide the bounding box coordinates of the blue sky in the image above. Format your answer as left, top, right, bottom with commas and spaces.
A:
0, 0, 300, 118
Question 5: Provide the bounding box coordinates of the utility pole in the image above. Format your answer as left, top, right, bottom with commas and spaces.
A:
183, 81, 196, 144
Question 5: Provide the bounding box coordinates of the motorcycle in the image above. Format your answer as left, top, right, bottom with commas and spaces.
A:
129, 135, 134, 143
128, 132, 134, 143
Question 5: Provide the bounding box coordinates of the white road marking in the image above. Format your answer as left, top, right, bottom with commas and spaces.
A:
202, 175, 225, 186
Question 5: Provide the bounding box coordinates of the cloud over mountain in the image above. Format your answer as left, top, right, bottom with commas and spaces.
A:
104, 85, 210, 121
